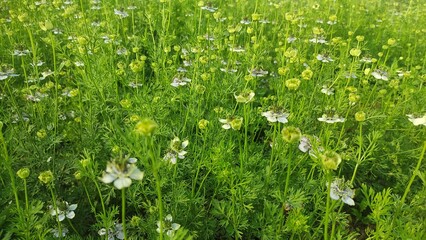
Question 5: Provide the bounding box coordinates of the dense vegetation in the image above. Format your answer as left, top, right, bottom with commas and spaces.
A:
1, 0, 425, 239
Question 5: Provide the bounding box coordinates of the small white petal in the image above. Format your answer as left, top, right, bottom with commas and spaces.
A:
222, 124, 231, 129
66, 211, 75, 219
68, 204, 78, 211
113, 177, 132, 189
58, 214, 66, 222
101, 173, 117, 184
129, 167, 144, 180
342, 196, 355, 206
181, 140, 189, 148
171, 223, 181, 230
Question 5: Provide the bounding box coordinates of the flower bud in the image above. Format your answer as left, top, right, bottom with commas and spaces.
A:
355, 111, 366, 122
134, 118, 158, 136
198, 119, 209, 130
38, 170, 54, 184
281, 126, 302, 143
320, 150, 342, 170
17, 168, 30, 179
230, 118, 243, 130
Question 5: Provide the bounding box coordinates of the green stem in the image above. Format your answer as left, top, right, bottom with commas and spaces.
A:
48, 184, 62, 239
283, 146, 294, 201
147, 137, 163, 240
0, 124, 22, 215
324, 171, 332, 240
122, 188, 127, 240
401, 141, 426, 204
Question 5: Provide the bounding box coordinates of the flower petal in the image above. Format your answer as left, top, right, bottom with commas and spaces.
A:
342, 196, 355, 206
129, 167, 144, 181
113, 177, 132, 189
68, 204, 78, 211
101, 173, 117, 184
66, 211, 75, 219
58, 214, 66, 222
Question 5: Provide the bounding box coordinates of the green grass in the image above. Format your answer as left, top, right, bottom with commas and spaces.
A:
1, 0, 425, 239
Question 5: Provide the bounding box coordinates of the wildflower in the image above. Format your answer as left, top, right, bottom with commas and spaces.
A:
282, 126, 302, 143
250, 68, 268, 77
321, 85, 334, 95
198, 119, 209, 130
371, 69, 389, 81
98, 222, 124, 240
355, 111, 366, 122
52, 227, 68, 238
0, 69, 19, 81
318, 113, 345, 123
171, 75, 191, 87
17, 168, 30, 179
316, 54, 333, 63
287, 36, 297, 43
163, 137, 189, 164
309, 36, 328, 44
219, 117, 243, 130
406, 114, 426, 126
114, 9, 129, 18
320, 150, 342, 170
157, 214, 181, 237
301, 69, 313, 80
349, 48, 362, 57
49, 201, 78, 222
13, 49, 30, 56
261, 107, 289, 123
100, 158, 144, 189
128, 82, 143, 88
38, 170, 54, 184
134, 118, 157, 136
234, 89, 255, 103
329, 178, 355, 206
285, 78, 301, 90
298, 136, 311, 153
201, 5, 218, 12
229, 46, 246, 53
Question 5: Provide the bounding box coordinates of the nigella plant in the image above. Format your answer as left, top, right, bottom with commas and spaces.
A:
163, 137, 189, 164
100, 156, 144, 190
329, 178, 355, 206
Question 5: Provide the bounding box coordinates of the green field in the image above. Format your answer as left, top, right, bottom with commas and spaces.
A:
1, 0, 425, 239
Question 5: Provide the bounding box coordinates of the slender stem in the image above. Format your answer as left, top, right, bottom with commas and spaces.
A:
147, 136, 163, 240
122, 188, 127, 240
48, 184, 62, 239
283, 146, 293, 201
324, 171, 332, 240
401, 141, 426, 204
0, 124, 22, 215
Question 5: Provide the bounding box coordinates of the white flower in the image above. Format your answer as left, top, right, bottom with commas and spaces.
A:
329, 178, 355, 206
219, 118, 232, 129
101, 158, 144, 189
164, 137, 189, 164
49, 201, 77, 222
309, 36, 328, 44
0, 69, 19, 81
406, 114, 426, 126
318, 114, 345, 123
234, 90, 255, 103
317, 54, 333, 63
321, 85, 334, 95
98, 222, 124, 240
171, 76, 191, 87
114, 9, 129, 18
250, 68, 269, 77
371, 69, 389, 81
261, 109, 289, 123
298, 136, 311, 153
52, 227, 68, 238
201, 5, 217, 12
157, 214, 181, 237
